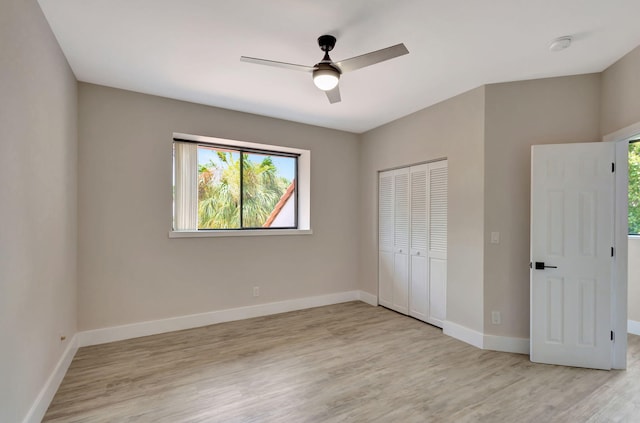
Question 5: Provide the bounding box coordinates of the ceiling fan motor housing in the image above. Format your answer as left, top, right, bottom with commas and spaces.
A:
317, 34, 336, 52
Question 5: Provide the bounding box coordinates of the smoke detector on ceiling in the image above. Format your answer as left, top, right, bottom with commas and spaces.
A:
549, 36, 572, 52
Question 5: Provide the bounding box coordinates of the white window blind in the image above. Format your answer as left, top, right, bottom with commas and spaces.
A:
174, 142, 198, 230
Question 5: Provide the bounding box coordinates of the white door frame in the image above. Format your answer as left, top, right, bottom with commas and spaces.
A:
603, 120, 640, 369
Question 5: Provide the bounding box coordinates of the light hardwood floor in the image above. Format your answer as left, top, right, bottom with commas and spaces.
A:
43, 302, 640, 422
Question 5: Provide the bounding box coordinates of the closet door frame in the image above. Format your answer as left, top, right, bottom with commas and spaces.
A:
378, 160, 448, 326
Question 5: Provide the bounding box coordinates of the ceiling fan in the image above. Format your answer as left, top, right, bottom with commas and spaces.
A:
240, 35, 409, 104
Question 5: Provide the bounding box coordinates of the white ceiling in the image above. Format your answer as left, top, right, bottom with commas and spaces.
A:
38, 0, 640, 134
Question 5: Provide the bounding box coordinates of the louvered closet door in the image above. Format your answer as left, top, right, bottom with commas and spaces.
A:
409, 164, 428, 321
378, 170, 395, 309
427, 160, 448, 327
393, 168, 410, 314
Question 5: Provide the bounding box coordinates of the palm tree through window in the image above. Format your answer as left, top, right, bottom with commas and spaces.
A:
196, 145, 297, 229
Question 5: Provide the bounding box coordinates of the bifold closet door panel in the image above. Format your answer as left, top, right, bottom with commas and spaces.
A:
427, 160, 448, 327
409, 164, 428, 321
392, 168, 410, 314
378, 170, 395, 309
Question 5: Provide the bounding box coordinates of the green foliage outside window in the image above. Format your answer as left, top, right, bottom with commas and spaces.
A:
630, 142, 640, 235
197, 150, 292, 229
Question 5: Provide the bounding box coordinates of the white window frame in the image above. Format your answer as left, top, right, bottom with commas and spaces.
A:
169, 132, 312, 238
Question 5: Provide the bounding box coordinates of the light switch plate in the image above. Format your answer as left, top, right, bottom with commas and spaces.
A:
491, 232, 500, 244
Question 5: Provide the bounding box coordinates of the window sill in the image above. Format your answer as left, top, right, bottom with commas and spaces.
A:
169, 229, 313, 238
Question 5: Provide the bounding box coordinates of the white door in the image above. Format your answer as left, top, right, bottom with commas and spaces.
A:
378, 170, 394, 310
393, 168, 410, 314
530, 142, 615, 370
409, 164, 428, 321
427, 161, 448, 326
378, 168, 410, 314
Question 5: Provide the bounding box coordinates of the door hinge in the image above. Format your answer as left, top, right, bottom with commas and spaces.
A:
612, 162, 615, 173
611, 330, 615, 341
611, 247, 615, 257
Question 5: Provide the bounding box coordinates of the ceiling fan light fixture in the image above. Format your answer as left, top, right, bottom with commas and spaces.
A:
313, 65, 340, 91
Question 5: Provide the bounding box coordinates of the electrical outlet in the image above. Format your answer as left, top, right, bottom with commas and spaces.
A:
253, 286, 260, 297
491, 311, 501, 325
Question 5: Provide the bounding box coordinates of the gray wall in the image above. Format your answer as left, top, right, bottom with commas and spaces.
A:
601, 45, 640, 136
483, 75, 602, 338
359, 87, 486, 333
77, 84, 360, 330
0, 1, 78, 422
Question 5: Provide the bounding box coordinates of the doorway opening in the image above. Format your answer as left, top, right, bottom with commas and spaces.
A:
627, 138, 640, 336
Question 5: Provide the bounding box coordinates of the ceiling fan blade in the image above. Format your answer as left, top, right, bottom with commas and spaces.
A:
240, 56, 315, 72
336, 43, 409, 73
325, 86, 341, 104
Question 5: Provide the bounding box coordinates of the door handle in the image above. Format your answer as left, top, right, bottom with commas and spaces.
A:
532, 261, 557, 270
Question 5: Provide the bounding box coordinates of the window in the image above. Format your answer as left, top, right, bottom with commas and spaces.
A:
196, 145, 297, 229
172, 133, 310, 236
630, 140, 640, 235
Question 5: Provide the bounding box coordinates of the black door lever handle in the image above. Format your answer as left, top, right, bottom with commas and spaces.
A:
533, 261, 557, 270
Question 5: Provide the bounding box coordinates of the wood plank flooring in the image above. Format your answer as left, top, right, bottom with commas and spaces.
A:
43, 302, 640, 422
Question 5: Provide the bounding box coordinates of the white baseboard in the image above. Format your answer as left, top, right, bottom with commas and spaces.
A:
78, 290, 365, 347
442, 321, 530, 355
443, 320, 484, 349
22, 335, 78, 423
358, 290, 378, 306
629, 319, 640, 336
483, 334, 530, 355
